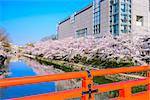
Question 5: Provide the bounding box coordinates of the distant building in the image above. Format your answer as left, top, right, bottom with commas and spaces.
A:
57, 0, 150, 39
41, 34, 57, 41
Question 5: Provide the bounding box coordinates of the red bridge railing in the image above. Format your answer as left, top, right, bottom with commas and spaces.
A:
0, 65, 150, 100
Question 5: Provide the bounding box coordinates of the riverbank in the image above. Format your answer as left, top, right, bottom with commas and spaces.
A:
24, 54, 80, 72
0, 55, 7, 65
34, 56, 144, 82
0, 56, 11, 79
23, 54, 115, 83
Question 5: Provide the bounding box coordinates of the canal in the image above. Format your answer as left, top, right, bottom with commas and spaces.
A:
0, 57, 78, 100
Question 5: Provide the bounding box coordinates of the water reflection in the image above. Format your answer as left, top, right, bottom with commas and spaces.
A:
23, 58, 110, 100
0, 56, 109, 100
0, 57, 55, 99
23, 57, 81, 91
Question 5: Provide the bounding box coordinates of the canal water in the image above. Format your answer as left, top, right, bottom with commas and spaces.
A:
0, 57, 111, 100
0, 58, 56, 100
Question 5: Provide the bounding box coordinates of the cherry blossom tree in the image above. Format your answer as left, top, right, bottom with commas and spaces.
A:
23, 31, 150, 65
0, 28, 11, 57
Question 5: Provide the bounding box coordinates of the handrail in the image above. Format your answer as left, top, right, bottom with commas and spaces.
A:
0, 65, 149, 87
11, 78, 150, 100
0, 71, 87, 87
91, 65, 150, 76
0, 65, 150, 100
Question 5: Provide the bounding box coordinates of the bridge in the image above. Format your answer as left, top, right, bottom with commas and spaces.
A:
0, 65, 150, 100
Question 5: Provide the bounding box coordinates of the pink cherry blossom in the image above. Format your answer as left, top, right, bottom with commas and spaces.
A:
23, 31, 150, 65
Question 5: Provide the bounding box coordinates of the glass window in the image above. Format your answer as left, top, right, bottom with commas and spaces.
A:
113, 4, 119, 13
113, 25, 119, 35
113, 14, 119, 23
93, 0, 101, 34
136, 16, 144, 26
76, 28, 87, 38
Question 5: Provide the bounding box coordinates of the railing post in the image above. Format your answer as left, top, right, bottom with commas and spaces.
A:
147, 72, 150, 90
82, 70, 94, 100
119, 87, 132, 99
147, 71, 150, 99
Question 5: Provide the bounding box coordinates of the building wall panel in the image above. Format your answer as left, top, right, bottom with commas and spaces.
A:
100, 0, 110, 34
132, 0, 149, 32
58, 19, 73, 39
74, 6, 93, 36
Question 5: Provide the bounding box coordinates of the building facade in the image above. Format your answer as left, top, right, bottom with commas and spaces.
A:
57, 0, 150, 39
57, 4, 93, 39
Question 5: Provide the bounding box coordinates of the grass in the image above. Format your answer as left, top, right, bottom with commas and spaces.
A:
132, 85, 147, 94
93, 76, 114, 84
86, 58, 135, 68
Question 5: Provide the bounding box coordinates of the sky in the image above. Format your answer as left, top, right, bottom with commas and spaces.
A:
0, 0, 93, 45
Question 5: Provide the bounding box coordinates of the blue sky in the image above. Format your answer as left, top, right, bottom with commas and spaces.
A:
0, 0, 93, 45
